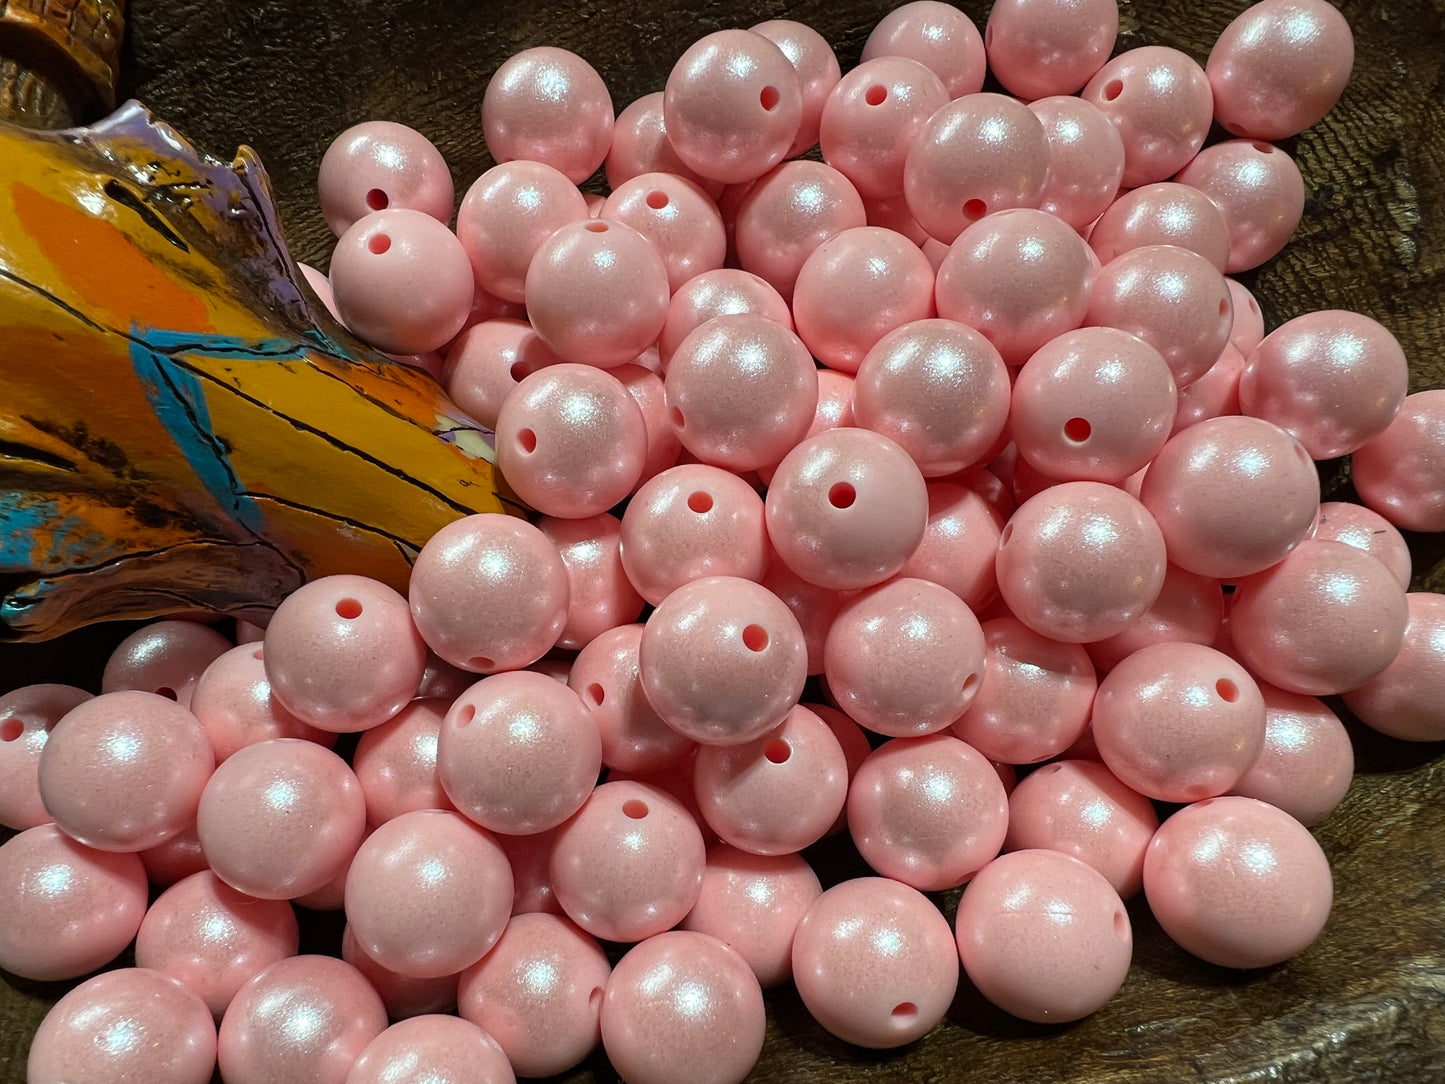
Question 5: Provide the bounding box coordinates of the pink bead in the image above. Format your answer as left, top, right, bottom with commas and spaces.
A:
1144, 796, 1333, 968
317, 120, 453, 237
1313, 501, 1412, 589
602, 931, 765, 1084
1085, 563, 1225, 673
935, 208, 1095, 366
482, 46, 613, 183
1207, 0, 1355, 141
0, 683, 88, 830
951, 617, 1096, 763
665, 314, 819, 470
1081, 47, 1213, 187
864, 192, 930, 244
612, 362, 683, 484
191, 643, 334, 763
606, 92, 723, 197
751, 19, 841, 156
1343, 593, 1445, 742
341, 924, 460, 1019
39, 690, 213, 851
537, 513, 644, 650
0, 823, 147, 980
1175, 139, 1305, 272
608, 748, 719, 847
1028, 95, 1125, 230
439, 672, 600, 835
601, 173, 726, 294
28, 968, 216, 1084
956, 849, 1131, 1022
818, 56, 949, 200
792, 876, 958, 1048
896, 481, 1002, 611
348, 1016, 514, 1084
550, 780, 706, 942
300, 262, 342, 325
458, 912, 609, 1077
756, 371, 857, 483
657, 268, 793, 364
903, 93, 1050, 244
984, 0, 1118, 99
1172, 342, 1245, 435
456, 161, 589, 304
197, 738, 365, 900
824, 578, 986, 738
680, 845, 822, 987
862, 1, 987, 99
734, 160, 866, 299
639, 576, 806, 746
490, 829, 561, 917
1139, 416, 1318, 579
848, 734, 1008, 890
101, 619, 230, 708
1242, 309, 1408, 459
997, 481, 1167, 643
139, 822, 209, 888
330, 209, 474, 355
808, 703, 875, 834
758, 559, 850, 676
135, 870, 299, 1018
569, 624, 692, 773
524, 219, 670, 369
217, 955, 387, 1084
262, 574, 426, 732
1227, 277, 1266, 355
1231, 683, 1354, 825
351, 699, 452, 826
409, 513, 569, 673
1352, 389, 1445, 533
443, 317, 564, 431
1089, 182, 1231, 271
765, 427, 929, 591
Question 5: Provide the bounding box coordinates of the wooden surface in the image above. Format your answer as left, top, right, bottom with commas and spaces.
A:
3, 0, 1445, 1080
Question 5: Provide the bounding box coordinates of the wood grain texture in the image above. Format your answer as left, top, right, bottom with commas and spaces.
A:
2, 0, 1444, 1080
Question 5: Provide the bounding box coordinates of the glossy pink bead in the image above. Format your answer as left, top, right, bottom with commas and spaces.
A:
1343, 593, 1445, 742
733, 160, 866, 299
191, 643, 334, 763
984, 0, 1118, 99
792, 876, 959, 1048
458, 912, 609, 1078
663, 29, 802, 185
569, 624, 692, 773
951, 617, 1096, 763
494, 829, 563, 917
217, 955, 387, 1084
1090, 182, 1231, 271
896, 481, 1002, 611
861, 1, 986, 99
40, 690, 213, 851
0, 683, 88, 830
602, 931, 765, 1084
197, 738, 365, 900
612, 361, 682, 484
101, 619, 230, 707
550, 780, 706, 942
1082, 46, 1213, 187
1028, 95, 1125, 230
538, 513, 644, 650
1086, 563, 1225, 673
602, 173, 726, 294
606, 92, 723, 197
903, 93, 1050, 244
1230, 683, 1354, 825
348, 1016, 514, 1084
1352, 389, 1445, 533
1175, 139, 1306, 272
443, 319, 561, 431
1313, 501, 1411, 588
758, 559, 851, 676
996, 481, 1167, 643
1144, 796, 1333, 968
138, 822, 209, 888
482, 46, 612, 183
351, 699, 451, 826
864, 192, 929, 243
1173, 342, 1245, 435
818, 56, 949, 200
1207, 0, 1355, 141
1140, 416, 1319, 579
751, 19, 841, 156
657, 268, 793, 363
28, 968, 216, 1084
956, 849, 1131, 1022
0, 823, 147, 980
317, 121, 453, 237
341, 925, 459, 1019
456, 161, 589, 303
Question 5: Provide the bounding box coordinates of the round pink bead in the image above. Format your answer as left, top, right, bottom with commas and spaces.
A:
1173, 342, 1245, 435
40, 690, 213, 852
1139, 416, 1319, 579
352, 699, 452, 826
862, 1, 986, 99
1231, 683, 1354, 825
456, 161, 589, 304
601, 173, 726, 294
613, 361, 683, 484
997, 481, 1167, 643
606, 92, 723, 198
348, 1016, 514, 1084
808, 703, 875, 834
1207, 0, 1355, 141
663, 29, 802, 185
493, 829, 562, 917
458, 912, 609, 1078
217, 955, 387, 1084
539, 512, 644, 650
300, 262, 342, 323
1144, 796, 1333, 968
864, 192, 930, 244
951, 617, 1096, 763
1227, 277, 1266, 352
734, 160, 866, 299
317, 120, 453, 238
1081, 46, 1213, 187
903, 92, 1050, 244
443, 319, 563, 431
984, 0, 1118, 99
191, 643, 334, 763
765, 427, 929, 591
1352, 389, 1445, 533
330, 209, 474, 355
482, 46, 613, 184
956, 849, 1131, 1022
657, 268, 793, 364
792, 876, 958, 1048
197, 738, 365, 901
848, 734, 1009, 890
751, 19, 841, 156
818, 56, 949, 200
759, 558, 851, 676
0, 683, 89, 830
101, 619, 231, 708
1343, 592, 1445, 742
1241, 309, 1409, 459
28, 968, 216, 1084
139, 823, 209, 888
550, 780, 706, 942
1086, 562, 1226, 673
896, 480, 1003, 611
569, 624, 693, 773
341, 924, 460, 1019
1313, 501, 1412, 588
0, 823, 148, 980
1090, 182, 1232, 271
1028, 95, 1125, 230
1175, 139, 1306, 273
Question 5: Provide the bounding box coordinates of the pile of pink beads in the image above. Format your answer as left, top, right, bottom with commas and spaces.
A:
5, 0, 1445, 1081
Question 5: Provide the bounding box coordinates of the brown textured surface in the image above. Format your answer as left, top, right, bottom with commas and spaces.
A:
3, 0, 1445, 1080
0, 0, 126, 124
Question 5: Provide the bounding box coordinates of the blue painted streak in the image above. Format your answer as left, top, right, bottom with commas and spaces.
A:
0, 494, 116, 572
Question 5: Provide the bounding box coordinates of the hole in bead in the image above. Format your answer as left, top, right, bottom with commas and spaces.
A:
1296, 443, 1314, 466
517, 428, 538, 454
1249, 298, 1260, 315
828, 482, 857, 509
585, 221, 608, 233
1000, 522, 1014, 546
589, 986, 604, 1014
336, 598, 363, 619
252, 648, 264, 660
743, 624, 769, 652
963, 672, 980, 696
587, 682, 605, 706
687, 491, 714, 513
0, 720, 22, 742
470, 656, 494, 671
1103, 79, 1124, 101
760, 85, 781, 111
865, 84, 887, 106
1219, 298, 1230, 318
985, 24, 993, 48
892, 1002, 918, 1021
1114, 910, 1128, 939
368, 233, 392, 255
456, 704, 476, 727
1216, 678, 1240, 702
1252, 141, 1274, 154
1063, 417, 1092, 443
764, 738, 791, 763
646, 190, 669, 210
509, 361, 528, 382
963, 198, 987, 221
365, 188, 389, 211
1041, 763, 1064, 776
671, 407, 686, 430
154, 686, 178, 700
623, 799, 649, 819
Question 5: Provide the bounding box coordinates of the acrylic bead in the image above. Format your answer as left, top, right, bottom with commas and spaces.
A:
1028, 95, 1125, 230
601, 173, 726, 294
482, 46, 613, 184
751, 19, 841, 156
0, 683, 89, 830
101, 619, 231, 708
1312, 501, 1412, 589
191, 643, 334, 763
613, 362, 683, 484
1089, 182, 1232, 271
657, 268, 794, 363
538, 512, 644, 649
1172, 343, 1245, 435
861, 1, 987, 99
1081, 46, 1213, 187
1342, 593, 1445, 742
896, 481, 1003, 611
733, 160, 866, 299
341, 925, 460, 1019
492, 829, 561, 918
347, 1016, 515, 1084
984, 0, 1118, 100
458, 912, 610, 1078
1175, 139, 1306, 273
759, 558, 851, 676
792, 876, 959, 1048
569, 624, 692, 773
956, 849, 1131, 1023
455, 161, 590, 303
350, 699, 450, 826
139, 824, 210, 889
1351, 389, 1445, 533
606, 92, 722, 197
818, 56, 949, 200
1230, 683, 1354, 825
1144, 796, 1333, 969
1085, 563, 1225, 673
317, 120, 453, 238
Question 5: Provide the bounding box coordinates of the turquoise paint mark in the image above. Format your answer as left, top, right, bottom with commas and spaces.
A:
0, 494, 117, 572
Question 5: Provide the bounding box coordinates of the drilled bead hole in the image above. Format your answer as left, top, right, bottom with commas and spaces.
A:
892, 1002, 918, 1021
585, 221, 608, 233
760, 85, 781, 111
963, 672, 980, 696
828, 482, 857, 509
742, 624, 769, 652
1252, 141, 1274, 154
469, 656, 494, 671
517, 428, 538, 453
687, 491, 714, 513
1114, 910, 1128, 939
1103, 79, 1124, 101
671, 407, 686, 429
1041, 763, 1064, 776
589, 986, 604, 1013
154, 686, 178, 700
368, 233, 391, 255
764, 739, 791, 764
623, 799, 649, 819
0, 720, 23, 742
1219, 298, 1230, 318
336, 598, 363, 619
587, 682, 605, 706
646, 190, 669, 210
456, 704, 476, 727
365, 188, 389, 211
252, 648, 264, 661
865, 84, 887, 106
1000, 522, 1014, 546
1216, 678, 1240, 702
1063, 417, 1092, 443
509, 361, 528, 382
963, 198, 987, 221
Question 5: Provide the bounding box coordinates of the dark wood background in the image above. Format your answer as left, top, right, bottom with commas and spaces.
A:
2, 0, 1444, 1080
